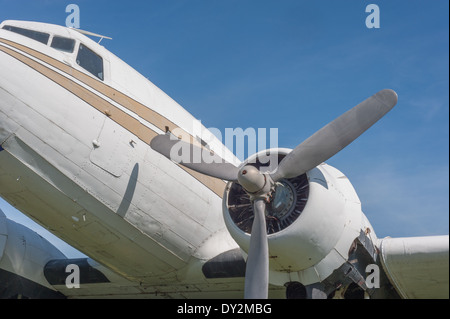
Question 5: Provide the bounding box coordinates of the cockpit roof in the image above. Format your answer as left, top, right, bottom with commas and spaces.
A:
0, 20, 110, 81
0, 20, 109, 50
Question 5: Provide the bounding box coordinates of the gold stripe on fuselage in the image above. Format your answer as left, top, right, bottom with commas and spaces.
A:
0, 37, 178, 134
0, 38, 226, 198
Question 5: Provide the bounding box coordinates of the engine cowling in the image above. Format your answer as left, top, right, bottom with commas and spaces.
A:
223, 149, 372, 284
0, 209, 67, 298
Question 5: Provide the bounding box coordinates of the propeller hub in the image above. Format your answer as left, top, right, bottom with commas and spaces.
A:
237, 165, 267, 194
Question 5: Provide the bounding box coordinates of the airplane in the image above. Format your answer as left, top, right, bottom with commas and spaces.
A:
0, 20, 448, 299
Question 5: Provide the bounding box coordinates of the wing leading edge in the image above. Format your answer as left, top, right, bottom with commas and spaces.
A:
379, 235, 449, 299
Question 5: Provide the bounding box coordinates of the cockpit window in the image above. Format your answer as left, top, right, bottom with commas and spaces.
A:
51, 36, 75, 53
2, 25, 50, 45
76, 43, 104, 80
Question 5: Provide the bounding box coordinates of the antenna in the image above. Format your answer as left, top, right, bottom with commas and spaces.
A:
70, 28, 112, 43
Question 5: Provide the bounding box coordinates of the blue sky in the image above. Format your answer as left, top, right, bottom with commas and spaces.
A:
0, 0, 448, 257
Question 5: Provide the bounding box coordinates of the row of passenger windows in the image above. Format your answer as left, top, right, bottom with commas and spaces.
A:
2, 25, 104, 81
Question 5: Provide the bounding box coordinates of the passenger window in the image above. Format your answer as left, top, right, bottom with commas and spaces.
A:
51, 36, 75, 53
2, 25, 50, 45
76, 43, 104, 80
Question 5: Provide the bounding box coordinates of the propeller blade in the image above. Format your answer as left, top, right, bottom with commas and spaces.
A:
150, 133, 240, 181
271, 89, 398, 181
244, 199, 269, 299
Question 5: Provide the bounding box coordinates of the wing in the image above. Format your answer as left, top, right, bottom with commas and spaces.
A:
379, 235, 449, 299
43, 253, 257, 299
1, 209, 284, 298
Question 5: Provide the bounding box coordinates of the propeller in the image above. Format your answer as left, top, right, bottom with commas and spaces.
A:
270, 89, 398, 181
150, 89, 398, 299
244, 198, 269, 299
150, 134, 240, 182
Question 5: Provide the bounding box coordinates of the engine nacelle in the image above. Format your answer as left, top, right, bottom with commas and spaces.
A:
0, 209, 66, 298
223, 149, 374, 285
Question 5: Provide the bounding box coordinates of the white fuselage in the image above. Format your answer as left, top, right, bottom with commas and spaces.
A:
0, 20, 240, 285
